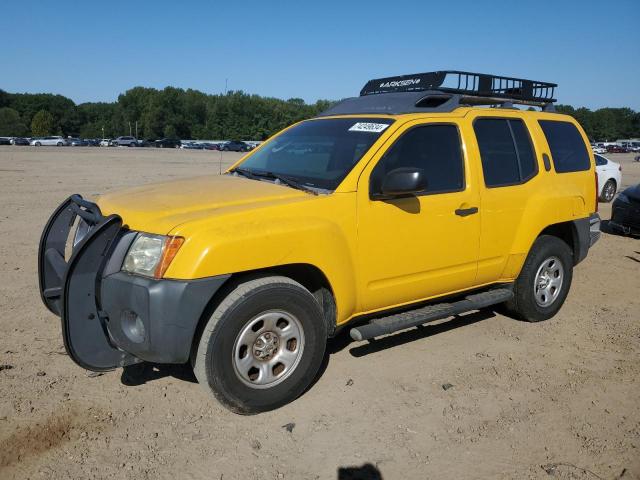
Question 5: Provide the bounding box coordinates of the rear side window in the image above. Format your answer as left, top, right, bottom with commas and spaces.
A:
473, 118, 538, 187
370, 124, 464, 196
594, 154, 607, 166
538, 120, 590, 173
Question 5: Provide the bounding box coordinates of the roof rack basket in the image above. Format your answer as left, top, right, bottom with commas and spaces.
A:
360, 70, 557, 106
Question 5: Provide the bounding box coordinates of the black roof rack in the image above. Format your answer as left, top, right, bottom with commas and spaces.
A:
318, 70, 557, 117
360, 70, 556, 103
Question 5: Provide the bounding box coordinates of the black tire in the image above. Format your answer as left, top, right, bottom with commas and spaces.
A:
599, 179, 616, 203
35, 142, 41, 146
57, 142, 63, 146
192, 276, 327, 414
502, 235, 573, 322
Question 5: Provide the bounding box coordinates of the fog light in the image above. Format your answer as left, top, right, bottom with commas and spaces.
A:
121, 310, 145, 343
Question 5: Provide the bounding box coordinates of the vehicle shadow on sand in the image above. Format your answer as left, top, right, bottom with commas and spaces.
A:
119, 309, 495, 390
120, 362, 197, 386
339, 309, 496, 358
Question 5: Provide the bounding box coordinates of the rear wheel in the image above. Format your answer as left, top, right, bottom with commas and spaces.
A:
192, 276, 327, 414
502, 235, 573, 322
600, 179, 616, 202
35, 141, 41, 146
57, 142, 63, 146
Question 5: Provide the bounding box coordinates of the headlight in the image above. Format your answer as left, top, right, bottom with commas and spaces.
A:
122, 233, 184, 278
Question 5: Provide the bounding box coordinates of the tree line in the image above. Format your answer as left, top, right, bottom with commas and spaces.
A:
0, 86, 638, 141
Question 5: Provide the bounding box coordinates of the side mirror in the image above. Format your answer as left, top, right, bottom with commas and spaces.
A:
373, 167, 426, 199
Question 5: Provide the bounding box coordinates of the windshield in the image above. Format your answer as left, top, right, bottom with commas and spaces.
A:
235, 117, 394, 190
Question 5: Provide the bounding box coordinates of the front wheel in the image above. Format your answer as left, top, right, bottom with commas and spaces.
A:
192, 276, 327, 414
57, 142, 63, 146
35, 142, 41, 146
502, 235, 573, 322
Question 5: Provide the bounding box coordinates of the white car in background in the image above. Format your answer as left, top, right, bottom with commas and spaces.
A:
595, 153, 622, 202
111, 136, 138, 147
100, 138, 111, 147
30, 136, 67, 146
592, 144, 607, 154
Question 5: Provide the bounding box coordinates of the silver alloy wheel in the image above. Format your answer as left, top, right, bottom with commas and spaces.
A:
534, 256, 564, 307
232, 310, 305, 389
603, 181, 615, 202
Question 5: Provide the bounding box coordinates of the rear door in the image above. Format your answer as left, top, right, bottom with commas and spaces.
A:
468, 113, 542, 284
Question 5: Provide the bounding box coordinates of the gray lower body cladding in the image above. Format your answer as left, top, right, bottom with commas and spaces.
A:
101, 272, 230, 364
572, 213, 601, 264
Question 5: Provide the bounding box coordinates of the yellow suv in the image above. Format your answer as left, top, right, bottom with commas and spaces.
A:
38, 71, 600, 413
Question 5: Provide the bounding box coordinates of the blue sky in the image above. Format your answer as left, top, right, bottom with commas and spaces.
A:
2, 0, 639, 109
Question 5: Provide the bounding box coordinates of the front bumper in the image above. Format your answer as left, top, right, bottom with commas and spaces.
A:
100, 272, 228, 364
610, 198, 640, 235
38, 195, 229, 371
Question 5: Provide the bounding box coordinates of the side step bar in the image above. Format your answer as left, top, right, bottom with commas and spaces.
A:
350, 288, 513, 341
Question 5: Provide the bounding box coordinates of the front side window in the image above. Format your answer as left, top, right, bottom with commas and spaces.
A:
237, 118, 394, 190
474, 118, 538, 187
370, 124, 464, 196
538, 120, 591, 173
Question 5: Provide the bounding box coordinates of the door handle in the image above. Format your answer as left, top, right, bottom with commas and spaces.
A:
455, 207, 478, 217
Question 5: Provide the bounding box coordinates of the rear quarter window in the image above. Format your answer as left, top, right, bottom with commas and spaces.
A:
473, 118, 537, 187
538, 120, 591, 173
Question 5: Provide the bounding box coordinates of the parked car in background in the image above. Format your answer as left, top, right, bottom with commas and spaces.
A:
219, 140, 251, 152
591, 144, 607, 154
594, 154, 622, 202
10, 137, 30, 146
30, 136, 67, 146
627, 142, 640, 152
136, 139, 154, 147
112, 136, 138, 147
610, 184, 640, 236
100, 139, 111, 147
85, 138, 101, 147
68, 138, 89, 147
154, 138, 181, 148
606, 145, 628, 153
180, 142, 203, 150
0, 137, 11, 145
201, 142, 220, 150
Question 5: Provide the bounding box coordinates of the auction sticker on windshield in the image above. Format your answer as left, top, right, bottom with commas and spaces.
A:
348, 122, 390, 133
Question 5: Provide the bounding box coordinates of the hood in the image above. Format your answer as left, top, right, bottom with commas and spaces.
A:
621, 184, 640, 202
97, 174, 308, 234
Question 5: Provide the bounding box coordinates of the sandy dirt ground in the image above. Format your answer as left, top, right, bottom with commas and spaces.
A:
0, 146, 638, 480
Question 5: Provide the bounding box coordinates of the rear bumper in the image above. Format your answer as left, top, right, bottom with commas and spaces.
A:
589, 213, 601, 247
38, 194, 230, 370
572, 213, 600, 265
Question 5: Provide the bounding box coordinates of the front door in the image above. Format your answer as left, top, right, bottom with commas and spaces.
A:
356, 120, 480, 313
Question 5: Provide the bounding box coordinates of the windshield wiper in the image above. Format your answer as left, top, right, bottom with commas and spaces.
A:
261, 172, 318, 195
231, 167, 318, 195
231, 167, 261, 181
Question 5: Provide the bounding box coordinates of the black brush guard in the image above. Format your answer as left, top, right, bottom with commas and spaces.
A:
38, 195, 138, 371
